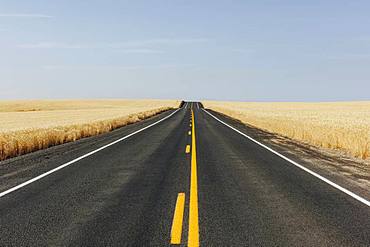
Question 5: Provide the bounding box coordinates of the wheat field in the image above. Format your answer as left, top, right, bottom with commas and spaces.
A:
0, 99, 179, 161
204, 101, 370, 160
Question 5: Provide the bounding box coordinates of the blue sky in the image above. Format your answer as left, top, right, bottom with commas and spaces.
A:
1, 0, 370, 101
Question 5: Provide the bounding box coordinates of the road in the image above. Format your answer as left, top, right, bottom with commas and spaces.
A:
0, 102, 369, 246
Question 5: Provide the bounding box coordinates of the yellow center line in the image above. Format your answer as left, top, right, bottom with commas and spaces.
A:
188, 109, 199, 247
171, 193, 186, 244
185, 145, 191, 153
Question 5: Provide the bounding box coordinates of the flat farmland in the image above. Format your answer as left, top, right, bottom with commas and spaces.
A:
204, 101, 370, 160
0, 99, 179, 160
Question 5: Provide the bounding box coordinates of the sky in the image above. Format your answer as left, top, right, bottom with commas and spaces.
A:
1, 0, 370, 101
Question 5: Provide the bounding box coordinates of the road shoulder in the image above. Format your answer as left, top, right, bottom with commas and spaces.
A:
0, 110, 176, 193
206, 109, 370, 201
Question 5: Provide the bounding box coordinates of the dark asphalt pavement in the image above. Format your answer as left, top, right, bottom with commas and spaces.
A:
0, 102, 369, 246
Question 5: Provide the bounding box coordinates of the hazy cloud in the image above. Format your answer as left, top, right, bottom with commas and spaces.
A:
0, 14, 53, 18
231, 48, 255, 54
18, 42, 88, 49
18, 38, 208, 50
109, 38, 208, 48
41, 64, 194, 70
118, 49, 164, 54
326, 53, 370, 60
42, 65, 143, 70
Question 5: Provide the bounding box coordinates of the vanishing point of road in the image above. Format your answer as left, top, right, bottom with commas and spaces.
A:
0, 102, 369, 246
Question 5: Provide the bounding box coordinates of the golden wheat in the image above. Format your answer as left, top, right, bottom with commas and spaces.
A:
204, 101, 370, 160
0, 99, 179, 160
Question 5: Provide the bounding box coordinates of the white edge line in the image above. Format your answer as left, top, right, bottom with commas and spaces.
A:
0, 108, 181, 198
202, 108, 370, 207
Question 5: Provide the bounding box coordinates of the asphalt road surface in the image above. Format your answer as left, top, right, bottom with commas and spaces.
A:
0, 102, 369, 246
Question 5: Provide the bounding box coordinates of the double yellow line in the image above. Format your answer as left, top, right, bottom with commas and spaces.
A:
170, 109, 199, 246
188, 109, 199, 246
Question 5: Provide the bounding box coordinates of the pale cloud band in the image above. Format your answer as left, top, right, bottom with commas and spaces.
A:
0, 14, 53, 18
17, 42, 85, 49
118, 49, 164, 54
17, 38, 208, 50
109, 38, 209, 48
41, 64, 195, 70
